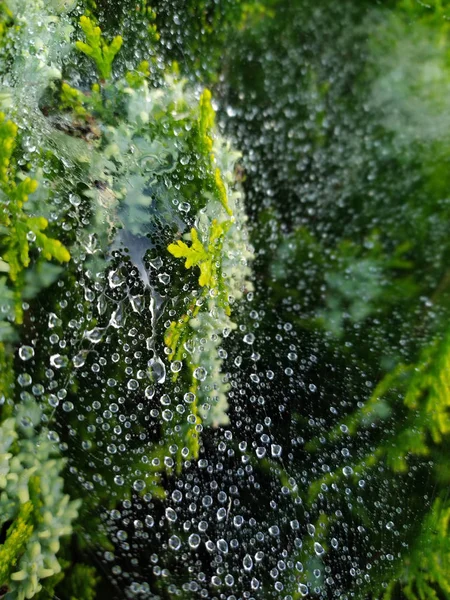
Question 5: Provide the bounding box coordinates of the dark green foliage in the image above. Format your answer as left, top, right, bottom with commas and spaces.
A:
57, 564, 100, 600
34, 560, 101, 600
84, 0, 271, 82
220, 0, 450, 597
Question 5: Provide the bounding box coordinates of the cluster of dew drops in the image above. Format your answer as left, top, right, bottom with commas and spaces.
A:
12, 254, 338, 600
12, 229, 389, 600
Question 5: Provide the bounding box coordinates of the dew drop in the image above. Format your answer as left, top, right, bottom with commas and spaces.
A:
193, 367, 207, 381
314, 542, 325, 556
18, 345, 34, 361
217, 538, 229, 553
243, 333, 255, 345
169, 535, 181, 550
165, 507, 177, 522
243, 554, 253, 571
188, 533, 201, 549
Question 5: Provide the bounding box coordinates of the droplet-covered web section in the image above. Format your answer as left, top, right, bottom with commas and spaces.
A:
1, 0, 450, 599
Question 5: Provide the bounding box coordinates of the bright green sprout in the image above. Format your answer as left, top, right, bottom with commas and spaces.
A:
75, 15, 123, 80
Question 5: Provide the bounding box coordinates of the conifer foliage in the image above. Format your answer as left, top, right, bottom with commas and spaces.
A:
0, 0, 449, 599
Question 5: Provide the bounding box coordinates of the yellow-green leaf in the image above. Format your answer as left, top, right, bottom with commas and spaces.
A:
76, 15, 122, 80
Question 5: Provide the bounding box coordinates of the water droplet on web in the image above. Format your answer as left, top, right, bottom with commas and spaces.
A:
48, 312, 61, 328
130, 294, 144, 314
183, 338, 195, 354
217, 507, 227, 521
183, 391, 195, 403
84, 288, 95, 302
169, 535, 181, 550
162, 409, 173, 421
188, 533, 200, 549
48, 430, 60, 443
110, 306, 124, 329
20, 415, 33, 428
48, 394, 59, 408
217, 538, 229, 553
108, 269, 125, 288
69, 193, 81, 207
193, 367, 207, 381
18, 345, 34, 361
117, 530, 127, 541
50, 354, 68, 369
73, 351, 88, 368
243, 333, 255, 344
148, 356, 166, 384
145, 385, 155, 399
85, 327, 105, 344
149, 256, 163, 270
170, 360, 182, 373
165, 507, 177, 522
243, 554, 253, 571
314, 542, 325, 556
158, 273, 170, 285
298, 583, 309, 596
127, 379, 139, 391
169, 490, 181, 504
271, 444, 282, 457
97, 295, 107, 316
179, 201, 190, 213
251, 577, 260, 590
133, 479, 146, 492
